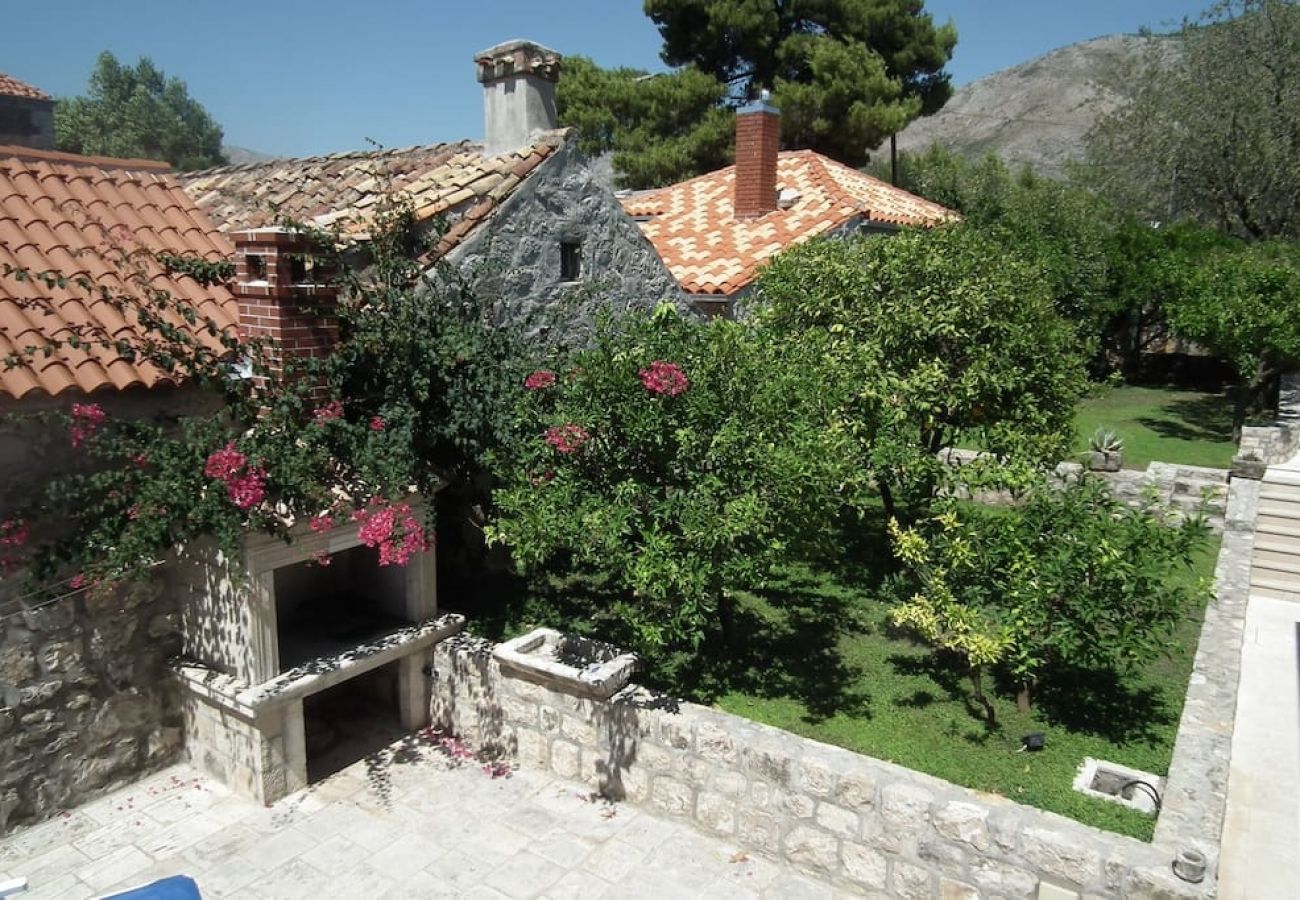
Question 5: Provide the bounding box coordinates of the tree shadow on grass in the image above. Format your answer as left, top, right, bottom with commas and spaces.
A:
669, 567, 876, 724
886, 650, 1001, 740
1135, 394, 1233, 445
1017, 666, 1176, 748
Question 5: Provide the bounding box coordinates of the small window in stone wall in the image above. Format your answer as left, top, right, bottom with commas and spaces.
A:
560, 240, 582, 282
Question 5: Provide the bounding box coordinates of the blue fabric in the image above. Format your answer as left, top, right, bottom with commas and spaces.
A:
102, 876, 202, 899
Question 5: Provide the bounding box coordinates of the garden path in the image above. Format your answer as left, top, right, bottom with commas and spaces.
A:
0, 736, 846, 900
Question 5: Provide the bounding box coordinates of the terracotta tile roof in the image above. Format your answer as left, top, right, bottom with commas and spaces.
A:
180, 131, 568, 257
0, 73, 49, 101
621, 150, 958, 296
0, 146, 237, 400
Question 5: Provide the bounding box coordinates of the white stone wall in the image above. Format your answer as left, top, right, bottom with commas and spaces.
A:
430, 635, 1217, 899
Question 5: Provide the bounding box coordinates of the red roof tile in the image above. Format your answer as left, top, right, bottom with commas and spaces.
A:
0, 146, 237, 400
181, 131, 568, 258
0, 73, 50, 101
621, 150, 958, 296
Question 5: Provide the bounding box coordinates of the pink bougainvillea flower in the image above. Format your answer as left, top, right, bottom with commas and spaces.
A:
638, 360, 689, 397
313, 400, 344, 424
0, 519, 31, 548
309, 513, 334, 534
127, 505, 141, 521
69, 402, 107, 448
544, 423, 589, 454
225, 467, 267, 510
524, 370, 557, 391
69, 573, 87, 590
353, 498, 431, 566
204, 441, 247, 480
130, 453, 150, 468
369, 416, 386, 432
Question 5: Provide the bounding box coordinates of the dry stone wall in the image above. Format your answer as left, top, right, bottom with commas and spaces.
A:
431, 634, 1217, 899
0, 579, 184, 834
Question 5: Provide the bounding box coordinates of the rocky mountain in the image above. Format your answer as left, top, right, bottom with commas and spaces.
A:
894, 33, 1182, 175
221, 145, 278, 166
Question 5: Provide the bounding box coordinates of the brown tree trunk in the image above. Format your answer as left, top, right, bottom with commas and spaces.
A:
718, 592, 739, 649
969, 666, 997, 726
1017, 680, 1032, 714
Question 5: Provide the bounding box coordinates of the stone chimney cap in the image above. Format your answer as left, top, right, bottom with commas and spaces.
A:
475, 39, 562, 84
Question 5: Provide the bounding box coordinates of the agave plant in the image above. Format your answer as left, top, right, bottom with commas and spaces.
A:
1089, 427, 1124, 454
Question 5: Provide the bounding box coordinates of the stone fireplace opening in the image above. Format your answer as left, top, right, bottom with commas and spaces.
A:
303, 659, 405, 782
274, 545, 412, 671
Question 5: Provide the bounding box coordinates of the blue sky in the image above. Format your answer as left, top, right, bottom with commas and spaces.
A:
5, 0, 1211, 158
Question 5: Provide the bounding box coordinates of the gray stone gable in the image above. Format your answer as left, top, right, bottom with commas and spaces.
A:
445, 139, 690, 342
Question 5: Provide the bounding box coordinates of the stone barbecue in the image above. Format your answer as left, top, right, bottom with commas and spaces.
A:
168, 505, 460, 803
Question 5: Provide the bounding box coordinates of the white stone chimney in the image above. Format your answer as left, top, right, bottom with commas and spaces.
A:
475, 39, 562, 157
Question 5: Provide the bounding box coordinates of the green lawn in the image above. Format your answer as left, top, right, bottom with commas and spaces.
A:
704, 536, 1219, 841
1073, 385, 1235, 470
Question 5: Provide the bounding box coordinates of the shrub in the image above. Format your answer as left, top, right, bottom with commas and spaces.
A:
888, 477, 1210, 718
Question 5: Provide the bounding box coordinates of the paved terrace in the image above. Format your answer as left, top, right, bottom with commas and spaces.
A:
0, 734, 846, 899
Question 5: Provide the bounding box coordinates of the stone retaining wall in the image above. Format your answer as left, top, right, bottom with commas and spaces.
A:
0, 579, 184, 834
430, 476, 1256, 899
431, 646, 1216, 899
1233, 374, 1300, 475
939, 450, 1229, 531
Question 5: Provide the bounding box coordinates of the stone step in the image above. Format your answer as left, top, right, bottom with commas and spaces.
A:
1248, 572, 1300, 597
1259, 485, 1300, 504
1256, 504, 1300, 522
1251, 547, 1300, 570
1263, 467, 1300, 488
1254, 520, 1300, 540
1248, 556, 1300, 577
1253, 538, 1300, 556
1249, 580, 1300, 602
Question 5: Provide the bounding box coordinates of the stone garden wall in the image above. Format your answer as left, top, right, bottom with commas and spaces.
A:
0, 579, 184, 835
430, 477, 1255, 898
1233, 374, 1300, 475
939, 450, 1230, 532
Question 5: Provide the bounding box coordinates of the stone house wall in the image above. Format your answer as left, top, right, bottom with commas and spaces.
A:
446, 138, 689, 342
0, 579, 183, 835
0, 385, 219, 834
0, 384, 223, 521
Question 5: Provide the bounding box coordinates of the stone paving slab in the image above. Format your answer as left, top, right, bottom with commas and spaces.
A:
0, 735, 848, 899
1219, 594, 1300, 900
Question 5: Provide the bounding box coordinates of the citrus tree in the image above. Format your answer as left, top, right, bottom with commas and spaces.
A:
756, 225, 1088, 520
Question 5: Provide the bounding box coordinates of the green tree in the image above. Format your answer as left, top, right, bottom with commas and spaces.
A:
1166, 242, 1300, 438
756, 226, 1088, 520
1086, 0, 1300, 240
486, 306, 863, 662
646, 0, 956, 166
879, 146, 1118, 363
890, 478, 1209, 717
556, 56, 734, 189
55, 51, 227, 170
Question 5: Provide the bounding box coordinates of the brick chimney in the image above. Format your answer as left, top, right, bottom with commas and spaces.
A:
733, 93, 780, 219
475, 39, 562, 157
230, 228, 337, 397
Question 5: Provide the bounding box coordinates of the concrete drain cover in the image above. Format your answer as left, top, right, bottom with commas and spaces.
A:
1072, 758, 1165, 815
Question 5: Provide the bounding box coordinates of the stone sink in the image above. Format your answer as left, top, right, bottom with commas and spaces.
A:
492, 627, 637, 699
